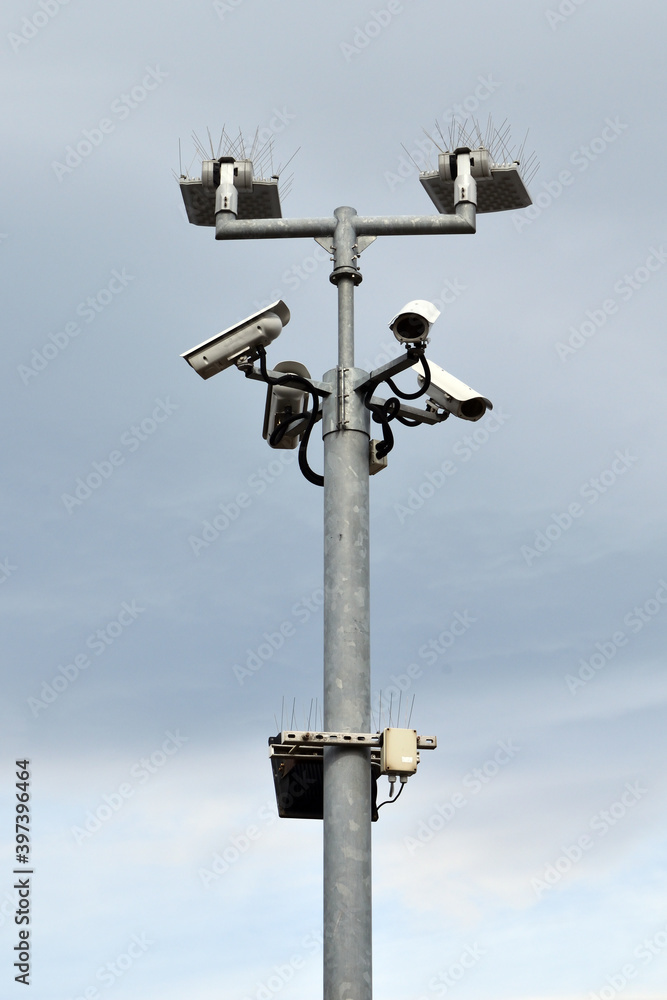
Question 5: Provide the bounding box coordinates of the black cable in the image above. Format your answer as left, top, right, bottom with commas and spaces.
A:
298, 399, 324, 487
257, 346, 324, 399
365, 392, 400, 459
268, 410, 309, 448
376, 780, 406, 810
375, 421, 394, 460
255, 347, 325, 487
256, 347, 432, 484
361, 349, 433, 458
383, 352, 431, 400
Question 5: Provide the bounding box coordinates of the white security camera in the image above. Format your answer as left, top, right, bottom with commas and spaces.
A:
263, 361, 312, 450
389, 300, 441, 344
413, 359, 492, 421
181, 300, 290, 379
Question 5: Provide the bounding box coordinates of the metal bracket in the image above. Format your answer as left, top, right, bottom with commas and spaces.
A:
314, 235, 377, 257
368, 395, 449, 425
242, 362, 333, 397
314, 235, 334, 255
274, 730, 437, 749
358, 350, 420, 394
354, 235, 377, 255
321, 368, 372, 437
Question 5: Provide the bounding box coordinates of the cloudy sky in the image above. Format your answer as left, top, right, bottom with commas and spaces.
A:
2, 1, 667, 998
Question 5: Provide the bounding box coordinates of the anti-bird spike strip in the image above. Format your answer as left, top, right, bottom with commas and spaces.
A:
418, 116, 537, 215
177, 130, 297, 226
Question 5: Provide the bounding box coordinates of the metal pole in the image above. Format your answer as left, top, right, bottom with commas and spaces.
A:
211, 191, 481, 1000
323, 207, 372, 1000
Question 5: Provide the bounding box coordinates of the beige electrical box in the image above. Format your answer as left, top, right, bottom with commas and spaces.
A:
381, 728, 418, 776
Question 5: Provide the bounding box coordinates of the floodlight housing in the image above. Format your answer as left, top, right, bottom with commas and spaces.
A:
268, 736, 380, 821
179, 156, 282, 226
420, 146, 532, 214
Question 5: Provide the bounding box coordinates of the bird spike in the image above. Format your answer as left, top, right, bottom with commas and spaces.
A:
425, 115, 538, 186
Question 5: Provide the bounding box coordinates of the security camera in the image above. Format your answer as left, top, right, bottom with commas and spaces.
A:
181, 300, 290, 379
263, 361, 312, 450
389, 300, 441, 344
413, 359, 492, 421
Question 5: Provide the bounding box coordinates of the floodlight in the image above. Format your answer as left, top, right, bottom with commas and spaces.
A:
179, 156, 282, 226
420, 146, 532, 214
268, 736, 380, 821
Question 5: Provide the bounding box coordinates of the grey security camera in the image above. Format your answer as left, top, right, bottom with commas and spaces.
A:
263, 361, 312, 450
389, 300, 441, 345
181, 300, 290, 379
413, 359, 492, 421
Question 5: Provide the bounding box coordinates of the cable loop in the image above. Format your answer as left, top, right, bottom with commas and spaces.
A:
255, 347, 325, 487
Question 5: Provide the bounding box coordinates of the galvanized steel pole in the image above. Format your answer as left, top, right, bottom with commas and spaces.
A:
322, 207, 372, 1000
213, 199, 479, 1000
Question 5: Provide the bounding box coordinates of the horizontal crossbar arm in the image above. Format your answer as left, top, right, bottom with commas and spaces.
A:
215, 203, 475, 240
